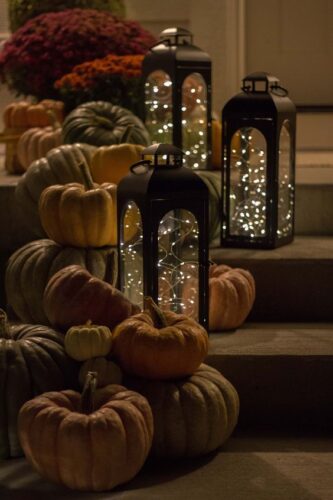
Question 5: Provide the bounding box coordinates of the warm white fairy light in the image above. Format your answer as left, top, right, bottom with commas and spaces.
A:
145, 71, 208, 169
229, 125, 293, 239
157, 210, 199, 320
229, 128, 267, 238
277, 122, 293, 237
121, 204, 200, 319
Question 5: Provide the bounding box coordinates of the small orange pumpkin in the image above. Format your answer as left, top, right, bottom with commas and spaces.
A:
182, 263, 255, 331
112, 297, 209, 380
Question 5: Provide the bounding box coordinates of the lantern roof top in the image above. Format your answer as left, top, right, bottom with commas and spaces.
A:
243, 72, 279, 83
143, 26, 211, 66
159, 27, 192, 42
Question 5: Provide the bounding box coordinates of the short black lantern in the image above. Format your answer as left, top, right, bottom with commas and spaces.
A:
221, 72, 296, 249
143, 28, 212, 170
117, 143, 209, 327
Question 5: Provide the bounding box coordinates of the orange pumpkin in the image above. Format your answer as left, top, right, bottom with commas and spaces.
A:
43, 264, 140, 332
112, 297, 209, 380
17, 124, 62, 170
182, 263, 255, 331
18, 372, 153, 491
3, 99, 64, 129
209, 264, 255, 330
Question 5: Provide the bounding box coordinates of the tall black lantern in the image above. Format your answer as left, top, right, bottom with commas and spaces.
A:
221, 72, 296, 249
143, 27, 212, 170
117, 144, 209, 327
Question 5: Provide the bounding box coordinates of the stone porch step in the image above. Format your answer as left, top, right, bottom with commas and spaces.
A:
1, 431, 332, 499
207, 324, 333, 430
210, 236, 333, 322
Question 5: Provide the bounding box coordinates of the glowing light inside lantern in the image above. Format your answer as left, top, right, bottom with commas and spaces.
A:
145, 71, 208, 169
157, 209, 199, 320
277, 121, 294, 238
229, 128, 267, 238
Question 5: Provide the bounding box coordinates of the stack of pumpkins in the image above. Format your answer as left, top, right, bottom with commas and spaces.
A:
16, 297, 239, 492
0, 99, 64, 174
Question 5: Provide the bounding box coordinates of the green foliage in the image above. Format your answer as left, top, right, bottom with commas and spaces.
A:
8, 0, 126, 32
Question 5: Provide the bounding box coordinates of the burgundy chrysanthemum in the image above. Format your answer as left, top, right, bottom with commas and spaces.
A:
0, 8, 156, 99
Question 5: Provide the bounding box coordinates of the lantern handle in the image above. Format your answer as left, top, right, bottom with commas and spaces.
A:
130, 159, 151, 174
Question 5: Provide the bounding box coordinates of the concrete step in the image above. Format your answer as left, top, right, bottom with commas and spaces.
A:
211, 236, 333, 322
1, 431, 332, 499
207, 324, 333, 430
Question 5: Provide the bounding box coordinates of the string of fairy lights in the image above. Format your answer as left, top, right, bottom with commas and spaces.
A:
120, 203, 199, 319
144, 70, 207, 169
229, 125, 293, 238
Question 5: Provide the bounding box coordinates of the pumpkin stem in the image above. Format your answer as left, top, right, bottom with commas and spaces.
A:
0, 309, 10, 339
80, 371, 98, 415
120, 125, 134, 144
79, 162, 95, 191
144, 297, 168, 328
105, 249, 118, 288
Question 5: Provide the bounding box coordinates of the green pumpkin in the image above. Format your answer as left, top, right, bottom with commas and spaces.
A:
5, 240, 117, 325
196, 170, 221, 243
15, 143, 96, 239
0, 310, 78, 458
126, 363, 239, 458
62, 101, 150, 147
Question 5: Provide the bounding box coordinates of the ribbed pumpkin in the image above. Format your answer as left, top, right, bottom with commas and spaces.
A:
65, 321, 113, 361
16, 123, 62, 171
126, 363, 239, 458
5, 239, 117, 325
112, 297, 208, 380
39, 170, 117, 247
44, 265, 140, 332
182, 263, 255, 331
0, 309, 78, 459
196, 170, 221, 243
209, 264, 256, 331
15, 143, 97, 239
18, 372, 153, 491
3, 99, 64, 129
90, 143, 145, 185
63, 101, 150, 147
79, 357, 123, 387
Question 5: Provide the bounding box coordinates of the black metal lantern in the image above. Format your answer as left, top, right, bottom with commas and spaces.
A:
221, 72, 296, 249
117, 143, 209, 327
142, 27, 212, 170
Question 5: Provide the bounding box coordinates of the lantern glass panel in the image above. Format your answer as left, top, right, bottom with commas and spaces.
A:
182, 73, 208, 169
229, 127, 267, 238
158, 209, 199, 320
120, 201, 143, 308
144, 70, 173, 144
277, 120, 293, 238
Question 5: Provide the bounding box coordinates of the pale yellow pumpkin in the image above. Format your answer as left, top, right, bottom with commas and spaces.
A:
65, 321, 113, 361
39, 164, 117, 247
90, 143, 145, 185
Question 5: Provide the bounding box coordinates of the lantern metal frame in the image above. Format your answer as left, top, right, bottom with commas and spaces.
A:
142, 27, 212, 170
221, 72, 297, 249
117, 143, 209, 328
